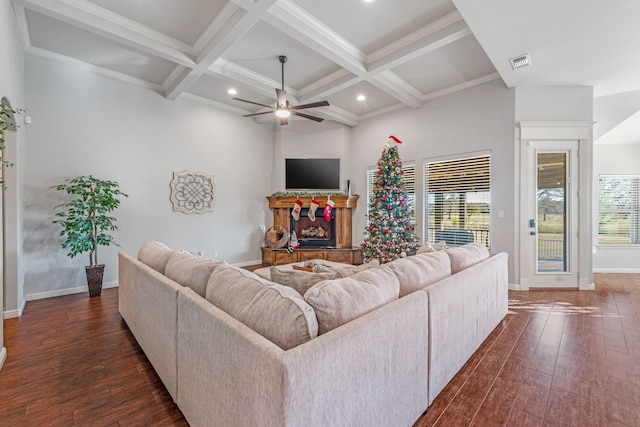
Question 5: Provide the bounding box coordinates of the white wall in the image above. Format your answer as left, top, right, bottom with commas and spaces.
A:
593, 143, 640, 272
350, 79, 518, 283
1, 0, 27, 365
273, 120, 352, 193
23, 55, 273, 298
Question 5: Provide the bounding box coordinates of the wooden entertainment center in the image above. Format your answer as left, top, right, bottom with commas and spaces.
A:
261, 195, 362, 266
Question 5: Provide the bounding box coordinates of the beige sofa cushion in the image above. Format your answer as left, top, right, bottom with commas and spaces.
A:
304, 265, 399, 334
386, 251, 452, 297
312, 259, 380, 278
445, 242, 490, 274
164, 251, 223, 297
137, 241, 173, 274
205, 264, 318, 350
269, 267, 339, 296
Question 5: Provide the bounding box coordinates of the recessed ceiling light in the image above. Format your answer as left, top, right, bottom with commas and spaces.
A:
227, 88, 238, 95
363, 0, 374, 2
357, 94, 366, 101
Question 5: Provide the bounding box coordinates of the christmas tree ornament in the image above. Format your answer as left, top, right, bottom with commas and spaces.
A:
291, 198, 303, 221
308, 197, 320, 221
324, 197, 335, 222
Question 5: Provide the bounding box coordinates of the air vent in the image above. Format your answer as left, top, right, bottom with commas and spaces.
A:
509, 54, 531, 70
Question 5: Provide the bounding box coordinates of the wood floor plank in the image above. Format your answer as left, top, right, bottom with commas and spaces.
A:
2, 274, 640, 426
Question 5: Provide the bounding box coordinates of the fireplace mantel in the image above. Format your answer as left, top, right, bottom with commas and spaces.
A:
266, 195, 359, 209
266, 195, 359, 250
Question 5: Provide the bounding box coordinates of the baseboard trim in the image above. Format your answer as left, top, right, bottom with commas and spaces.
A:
232, 259, 262, 268
3, 298, 26, 319
593, 268, 640, 274
0, 347, 7, 372
25, 281, 118, 302
508, 283, 522, 291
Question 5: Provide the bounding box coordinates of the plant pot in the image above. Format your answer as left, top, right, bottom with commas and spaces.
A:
85, 264, 105, 298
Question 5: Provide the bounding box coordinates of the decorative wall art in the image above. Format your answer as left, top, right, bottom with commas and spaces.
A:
170, 171, 216, 214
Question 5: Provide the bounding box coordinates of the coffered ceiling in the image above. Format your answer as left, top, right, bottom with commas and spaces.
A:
10, 0, 640, 135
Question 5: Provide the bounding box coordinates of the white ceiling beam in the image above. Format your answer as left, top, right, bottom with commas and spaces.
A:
164, 0, 279, 100
367, 14, 472, 73
208, 58, 299, 104
262, 0, 367, 75
298, 69, 359, 102
11, 0, 196, 67
370, 71, 423, 108
422, 72, 501, 101
315, 105, 360, 128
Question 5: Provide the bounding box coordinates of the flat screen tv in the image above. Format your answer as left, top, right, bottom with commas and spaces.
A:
285, 158, 340, 190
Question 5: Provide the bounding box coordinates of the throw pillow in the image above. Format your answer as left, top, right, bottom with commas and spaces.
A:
445, 242, 490, 274
137, 241, 172, 274
269, 267, 339, 296
304, 265, 399, 334
386, 251, 452, 297
312, 259, 380, 278
164, 251, 223, 297
206, 264, 318, 350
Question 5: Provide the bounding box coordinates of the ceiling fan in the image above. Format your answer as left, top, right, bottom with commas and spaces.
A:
233, 55, 329, 126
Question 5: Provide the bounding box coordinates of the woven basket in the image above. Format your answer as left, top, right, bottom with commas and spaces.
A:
85, 264, 105, 298
264, 225, 289, 249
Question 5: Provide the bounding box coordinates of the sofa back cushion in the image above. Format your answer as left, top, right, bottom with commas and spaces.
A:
164, 252, 223, 297
304, 265, 399, 334
312, 259, 380, 278
206, 264, 318, 350
386, 251, 452, 297
137, 241, 173, 274
445, 242, 490, 274
269, 267, 339, 296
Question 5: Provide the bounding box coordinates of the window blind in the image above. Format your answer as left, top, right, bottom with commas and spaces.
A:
598, 175, 640, 244
424, 154, 491, 247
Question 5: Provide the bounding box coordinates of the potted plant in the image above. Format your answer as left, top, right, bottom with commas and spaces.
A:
53, 175, 128, 297
0, 103, 25, 188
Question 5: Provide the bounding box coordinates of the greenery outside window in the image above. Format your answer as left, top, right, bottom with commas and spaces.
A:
598, 175, 639, 244
423, 154, 491, 247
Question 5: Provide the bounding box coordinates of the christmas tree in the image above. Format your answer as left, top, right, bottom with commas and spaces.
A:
361, 135, 419, 263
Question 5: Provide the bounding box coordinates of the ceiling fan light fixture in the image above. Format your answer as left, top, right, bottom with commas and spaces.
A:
357, 94, 366, 101
275, 109, 291, 118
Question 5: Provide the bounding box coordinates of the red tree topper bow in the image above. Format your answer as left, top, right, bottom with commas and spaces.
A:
387, 135, 402, 145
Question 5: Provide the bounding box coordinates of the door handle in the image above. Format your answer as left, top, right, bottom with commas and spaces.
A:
530, 231, 536, 235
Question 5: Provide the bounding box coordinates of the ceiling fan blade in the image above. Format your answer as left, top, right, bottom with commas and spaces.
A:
276, 88, 287, 108
289, 100, 330, 110
233, 97, 274, 109
242, 111, 275, 117
280, 117, 288, 126
291, 111, 324, 122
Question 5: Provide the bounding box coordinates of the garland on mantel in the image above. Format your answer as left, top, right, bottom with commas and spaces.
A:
271, 191, 356, 197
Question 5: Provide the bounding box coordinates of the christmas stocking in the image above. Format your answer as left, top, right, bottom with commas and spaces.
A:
291, 198, 303, 221
308, 198, 320, 221
323, 198, 335, 222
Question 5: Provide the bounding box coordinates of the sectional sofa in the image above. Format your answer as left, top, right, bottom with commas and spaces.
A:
118, 241, 508, 427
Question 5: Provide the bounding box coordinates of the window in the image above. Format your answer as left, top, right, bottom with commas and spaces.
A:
367, 162, 415, 221
598, 175, 640, 244
424, 154, 491, 247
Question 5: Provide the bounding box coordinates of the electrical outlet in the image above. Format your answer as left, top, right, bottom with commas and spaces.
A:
213, 250, 219, 258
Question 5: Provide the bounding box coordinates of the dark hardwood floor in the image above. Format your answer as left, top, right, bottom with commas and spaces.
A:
1, 273, 639, 426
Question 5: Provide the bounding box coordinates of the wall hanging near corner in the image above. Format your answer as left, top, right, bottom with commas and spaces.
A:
170, 171, 216, 214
